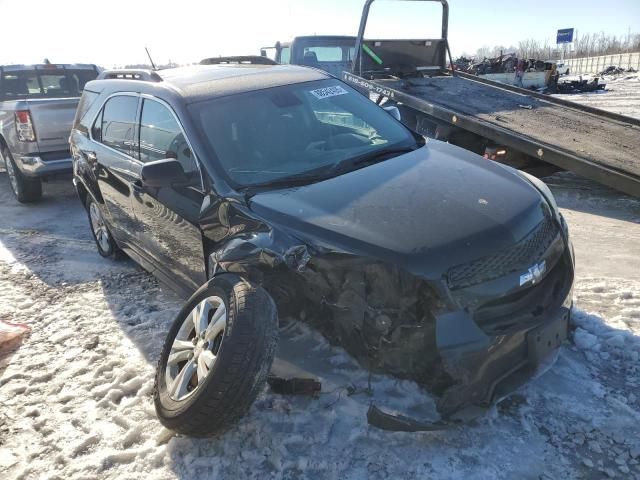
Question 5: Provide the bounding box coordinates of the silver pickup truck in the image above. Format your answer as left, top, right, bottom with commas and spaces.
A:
0, 64, 99, 202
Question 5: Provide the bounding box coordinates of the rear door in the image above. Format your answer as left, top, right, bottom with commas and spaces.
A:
89, 94, 142, 245
132, 96, 207, 293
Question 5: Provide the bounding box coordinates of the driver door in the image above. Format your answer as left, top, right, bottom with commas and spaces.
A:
131, 97, 207, 295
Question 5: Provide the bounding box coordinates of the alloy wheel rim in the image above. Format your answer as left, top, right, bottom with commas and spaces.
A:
89, 202, 111, 252
165, 296, 227, 401
5, 155, 19, 194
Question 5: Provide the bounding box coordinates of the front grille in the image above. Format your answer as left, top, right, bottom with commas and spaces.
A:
473, 252, 572, 335
448, 217, 559, 290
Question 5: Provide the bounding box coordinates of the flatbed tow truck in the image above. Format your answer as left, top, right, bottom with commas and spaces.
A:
342, 0, 640, 197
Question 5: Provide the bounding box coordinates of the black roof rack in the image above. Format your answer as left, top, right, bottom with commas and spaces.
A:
97, 70, 162, 82
200, 56, 277, 66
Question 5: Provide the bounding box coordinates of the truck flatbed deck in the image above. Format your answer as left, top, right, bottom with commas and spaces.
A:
346, 0, 640, 197
347, 72, 640, 196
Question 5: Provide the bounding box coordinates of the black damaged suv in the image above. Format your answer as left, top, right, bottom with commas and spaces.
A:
70, 64, 574, 436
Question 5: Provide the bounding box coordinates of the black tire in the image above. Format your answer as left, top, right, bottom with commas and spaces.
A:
2, 146, 42, 203
154, 274, 278, 437
85, 195, 125, 259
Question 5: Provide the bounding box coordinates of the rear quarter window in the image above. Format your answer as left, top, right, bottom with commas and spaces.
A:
74, 90, 100, 129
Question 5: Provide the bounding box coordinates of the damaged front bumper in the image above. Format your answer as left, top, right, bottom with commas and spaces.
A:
435, 230, 574, 417
210, 197, 574, 423
435, 299, 571, 417
272, 221, 575, 421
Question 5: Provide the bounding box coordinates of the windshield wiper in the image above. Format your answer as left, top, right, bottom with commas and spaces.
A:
329, 144, 421, 174
352, 145, 420, 166
241, 143, 423, 199
241, 170, 333, 197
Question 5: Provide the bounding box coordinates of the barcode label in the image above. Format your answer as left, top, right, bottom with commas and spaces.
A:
309, 85, 349, 99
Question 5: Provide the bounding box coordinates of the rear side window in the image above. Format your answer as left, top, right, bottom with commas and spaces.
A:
74, 90, 100, 128
98, 96, 139, 156
139, 99, 195, 173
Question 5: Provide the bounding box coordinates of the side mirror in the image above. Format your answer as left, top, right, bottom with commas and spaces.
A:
383, 105, 401, 121
140, 158, 187, 188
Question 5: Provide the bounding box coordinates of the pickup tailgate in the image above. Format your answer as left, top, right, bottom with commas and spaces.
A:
27, 98, 80, 152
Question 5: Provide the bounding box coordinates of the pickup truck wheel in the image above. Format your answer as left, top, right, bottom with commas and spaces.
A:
2, 147, 42, 203
154, 274, 278, 437
85, 196, 124, 259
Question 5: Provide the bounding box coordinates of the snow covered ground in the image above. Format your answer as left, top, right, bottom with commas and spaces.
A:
0, 171, 639, 480
553, 73, 640, 120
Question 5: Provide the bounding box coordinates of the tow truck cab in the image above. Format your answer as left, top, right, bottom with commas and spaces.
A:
260, 36, 356, 77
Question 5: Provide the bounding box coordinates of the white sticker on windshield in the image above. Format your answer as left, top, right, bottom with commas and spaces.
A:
309, 85, 349, 100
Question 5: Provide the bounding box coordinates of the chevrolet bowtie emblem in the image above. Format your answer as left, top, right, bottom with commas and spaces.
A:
519, 260, 546, 286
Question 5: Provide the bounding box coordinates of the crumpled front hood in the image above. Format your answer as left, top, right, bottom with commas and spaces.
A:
249, 140, 547, 278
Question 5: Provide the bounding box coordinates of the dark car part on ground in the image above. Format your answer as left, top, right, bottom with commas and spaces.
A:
367, 404, 461, 432
267, 375, 322, 396
71, 62, 574, 436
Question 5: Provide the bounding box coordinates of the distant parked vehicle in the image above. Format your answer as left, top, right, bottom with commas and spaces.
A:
0, 63, 99, 202
260, 36, 356, 77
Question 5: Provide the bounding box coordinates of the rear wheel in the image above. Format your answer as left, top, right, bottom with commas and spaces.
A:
85, 196, 124, 259
154, 274, 278, 437
1, 146, 42, 203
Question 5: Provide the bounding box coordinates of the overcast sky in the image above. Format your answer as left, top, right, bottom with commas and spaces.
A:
0, 0, 638, 67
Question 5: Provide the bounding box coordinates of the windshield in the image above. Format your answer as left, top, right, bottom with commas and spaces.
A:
191, 79, 418, 189
0, 68, 97, 100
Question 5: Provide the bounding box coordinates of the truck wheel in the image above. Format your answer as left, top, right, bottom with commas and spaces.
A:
154, 274, 278, 437
85, 196, 125, 259
2, 147, 42, 203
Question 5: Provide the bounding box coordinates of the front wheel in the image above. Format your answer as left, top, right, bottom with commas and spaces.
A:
2, 147, 42, 203
154, 274, 278, 437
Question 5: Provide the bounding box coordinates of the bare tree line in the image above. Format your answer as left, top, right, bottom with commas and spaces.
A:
466, 31, 640, 61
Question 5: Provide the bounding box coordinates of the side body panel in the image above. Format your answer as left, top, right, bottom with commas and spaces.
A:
72, 86, 208, 296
